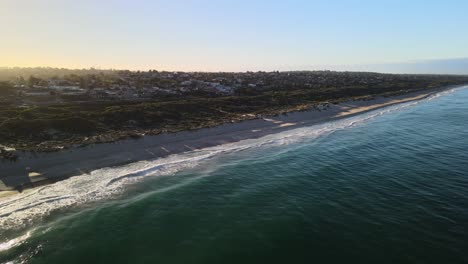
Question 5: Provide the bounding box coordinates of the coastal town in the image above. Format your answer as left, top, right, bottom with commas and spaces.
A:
2, 68, 467, 106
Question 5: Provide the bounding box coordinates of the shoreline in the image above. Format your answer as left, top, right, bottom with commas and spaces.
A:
0, 84, 466, 195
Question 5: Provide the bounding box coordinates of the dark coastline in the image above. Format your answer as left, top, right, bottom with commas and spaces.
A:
1, 84, 466, 194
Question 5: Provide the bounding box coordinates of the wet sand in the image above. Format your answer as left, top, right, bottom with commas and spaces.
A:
0, 85, 464, 195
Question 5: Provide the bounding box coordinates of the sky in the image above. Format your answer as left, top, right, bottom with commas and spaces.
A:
1, 0, 468, 72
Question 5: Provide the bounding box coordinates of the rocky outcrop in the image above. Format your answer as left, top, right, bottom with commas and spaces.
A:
0, 145, 18, 161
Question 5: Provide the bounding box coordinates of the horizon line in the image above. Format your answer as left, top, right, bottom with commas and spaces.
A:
1, 66, 467, 76
1, 57, 468, 75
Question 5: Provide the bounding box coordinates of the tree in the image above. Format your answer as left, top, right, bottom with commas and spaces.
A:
28, 76, 42, 87
17, 76, 26, 85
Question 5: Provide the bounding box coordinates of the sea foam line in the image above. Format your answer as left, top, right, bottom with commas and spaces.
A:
0, 88, 458, 230
0, 231, 31, 252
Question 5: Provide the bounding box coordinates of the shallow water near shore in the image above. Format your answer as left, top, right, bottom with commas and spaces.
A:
1, 87, 468, 263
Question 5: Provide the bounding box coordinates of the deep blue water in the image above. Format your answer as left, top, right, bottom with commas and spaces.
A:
1, 87, 468, 263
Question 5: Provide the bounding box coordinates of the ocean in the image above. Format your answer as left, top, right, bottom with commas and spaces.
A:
1, 86, 467, 263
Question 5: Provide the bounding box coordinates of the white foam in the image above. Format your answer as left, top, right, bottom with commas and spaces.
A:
0, 231, 31, 252
0, 87, 460, 230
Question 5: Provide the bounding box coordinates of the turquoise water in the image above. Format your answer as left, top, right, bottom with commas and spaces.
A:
1, 87, 468, 263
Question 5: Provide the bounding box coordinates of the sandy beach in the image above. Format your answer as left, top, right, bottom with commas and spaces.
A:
0, 85, 464, 195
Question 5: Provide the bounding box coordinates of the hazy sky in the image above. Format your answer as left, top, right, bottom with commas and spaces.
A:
1, 0, 468, 71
